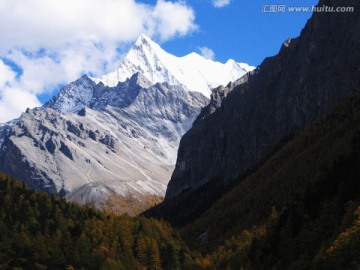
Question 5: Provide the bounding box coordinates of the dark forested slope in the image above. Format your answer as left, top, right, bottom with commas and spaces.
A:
182, 95, 360, 269
0, 173, 193, 270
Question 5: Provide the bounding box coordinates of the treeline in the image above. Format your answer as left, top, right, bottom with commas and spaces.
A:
0, 173, 192, 270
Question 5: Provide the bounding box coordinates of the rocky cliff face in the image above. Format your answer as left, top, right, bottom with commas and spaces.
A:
0, 121, 16, 147
44, 73, 152, 114
166, 0, 360, 199
0, 73, 208, 212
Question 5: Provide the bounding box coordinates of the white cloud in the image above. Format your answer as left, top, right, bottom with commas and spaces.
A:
0, 59, 42, 122
0, 0, 197, 123
198, 47, 215, 60
0, 60, 16, 89
212, 0, 231, 8
0, 87, 42, 123
152, 0, 197, 41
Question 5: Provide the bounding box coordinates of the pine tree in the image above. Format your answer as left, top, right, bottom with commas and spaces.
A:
149, 241, 162, 270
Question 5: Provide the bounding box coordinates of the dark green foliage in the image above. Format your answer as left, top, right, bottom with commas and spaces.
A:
143, 176, 235, 228
0, 174, 192, 269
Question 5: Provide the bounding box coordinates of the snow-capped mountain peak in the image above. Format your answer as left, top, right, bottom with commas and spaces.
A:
134, 33, 158, 47
93, 34, 255, 97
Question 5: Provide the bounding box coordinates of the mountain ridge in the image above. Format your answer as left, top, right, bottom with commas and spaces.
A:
92, 34, 255, 97
0, 79, 208, 213
44, 72, 152, 114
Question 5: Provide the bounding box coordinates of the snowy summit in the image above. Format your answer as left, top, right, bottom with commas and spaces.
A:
93, 34, 255, 97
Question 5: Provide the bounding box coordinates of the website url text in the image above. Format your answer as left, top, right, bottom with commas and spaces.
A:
261, 5, 355, 13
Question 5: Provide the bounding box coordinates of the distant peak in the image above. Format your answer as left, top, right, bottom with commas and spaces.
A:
139, 33, 151, 40
92, 33, 254, 96
135, 33, 156, 46
226, 59, 236, 64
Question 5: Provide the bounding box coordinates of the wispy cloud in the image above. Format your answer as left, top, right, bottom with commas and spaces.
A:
0, 59, 42, 122
198, 47, 215, 60
212, 0, 231, 8
0, 0, 197, 123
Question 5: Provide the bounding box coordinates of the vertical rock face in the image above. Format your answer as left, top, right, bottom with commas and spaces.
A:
165, 0, 360, 199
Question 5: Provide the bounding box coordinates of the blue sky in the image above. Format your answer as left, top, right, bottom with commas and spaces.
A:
0, 0, 317, 122
158, 0, 317, 66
